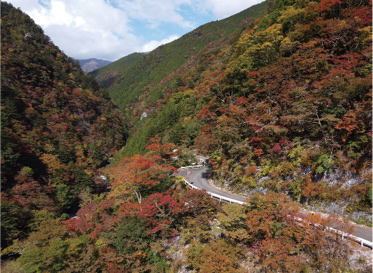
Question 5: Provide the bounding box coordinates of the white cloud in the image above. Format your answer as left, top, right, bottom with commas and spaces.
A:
141, 35, 180, 52
32, 1, 74, 26
115, 0, 195, 29
196, 0, 265, 19
4, 0, 40, 11
5, 0, 264, 61
7, 0, 140, 61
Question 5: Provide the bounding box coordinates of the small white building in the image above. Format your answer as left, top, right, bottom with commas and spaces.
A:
140, 112, 148, 120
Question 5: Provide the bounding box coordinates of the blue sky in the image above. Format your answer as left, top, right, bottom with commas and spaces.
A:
6, 0, 264, 61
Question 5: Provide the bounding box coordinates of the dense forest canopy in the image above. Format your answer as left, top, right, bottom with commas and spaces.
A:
1, 0, 126, 250
106, 0, 372, 218
1, 0, 372, 272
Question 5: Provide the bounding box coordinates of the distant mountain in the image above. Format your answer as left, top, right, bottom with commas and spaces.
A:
92, 1, 269, 112
78, 58, 112, 72
2, 1, 372, 272
90, 52, 145, 89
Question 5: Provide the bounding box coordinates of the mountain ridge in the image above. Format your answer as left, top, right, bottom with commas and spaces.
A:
1, 1, 127, 250
90, 52, 146, 89
77, 58, 112, 73
92, 0, 269, 112
2, 0, 372, 271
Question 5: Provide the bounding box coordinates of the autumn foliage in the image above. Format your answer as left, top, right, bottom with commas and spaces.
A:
2, 0, 372, 271
103, 152, 175, 204
1, 2, 126, 250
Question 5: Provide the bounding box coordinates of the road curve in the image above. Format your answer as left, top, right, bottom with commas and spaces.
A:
178, 167, 246, 203
177, 167, 372, 244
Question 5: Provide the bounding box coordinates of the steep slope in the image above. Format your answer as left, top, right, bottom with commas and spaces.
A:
78, 58, 111, 73
2, 1, 372, 272
93, 1, 269, 112
116, 0, 372, 223
1, 2, 127, 249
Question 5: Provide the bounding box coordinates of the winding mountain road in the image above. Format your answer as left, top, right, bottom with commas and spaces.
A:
178, 167, 372, 246
179, 167, 246, 203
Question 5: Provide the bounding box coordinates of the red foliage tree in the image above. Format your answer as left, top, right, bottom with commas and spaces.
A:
138, 190, 187, 235
319, 0, 342, 12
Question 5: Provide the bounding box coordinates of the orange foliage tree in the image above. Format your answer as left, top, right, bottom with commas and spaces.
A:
246, 192, 355, 272
246, 192, 304, 271
145, 135, 176, 163
104, 154, 173, 203
187, 239, 243, 273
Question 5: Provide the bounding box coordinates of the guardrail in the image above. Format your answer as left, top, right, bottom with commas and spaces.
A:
326, 226, 373, 248
178, 165, 245, 205
178, 166, 372, 249
293, 216, 373, 249
179, 164, 204, 170
181, 177, 245, 205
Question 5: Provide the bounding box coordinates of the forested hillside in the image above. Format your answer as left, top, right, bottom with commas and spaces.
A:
109, 0, 372, 223
90, 52, 145, 89
1, 1, 126, 250
93, 1, 269, 113
194, 0, 373, 218
1, 0, 372, 272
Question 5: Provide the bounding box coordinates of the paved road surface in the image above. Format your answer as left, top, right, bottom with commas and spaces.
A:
177, 167, 372, 244
354, 224, 372, 243
179, 167, 246, 203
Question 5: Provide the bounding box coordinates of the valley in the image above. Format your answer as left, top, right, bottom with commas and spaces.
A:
1, 0, 372, 271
